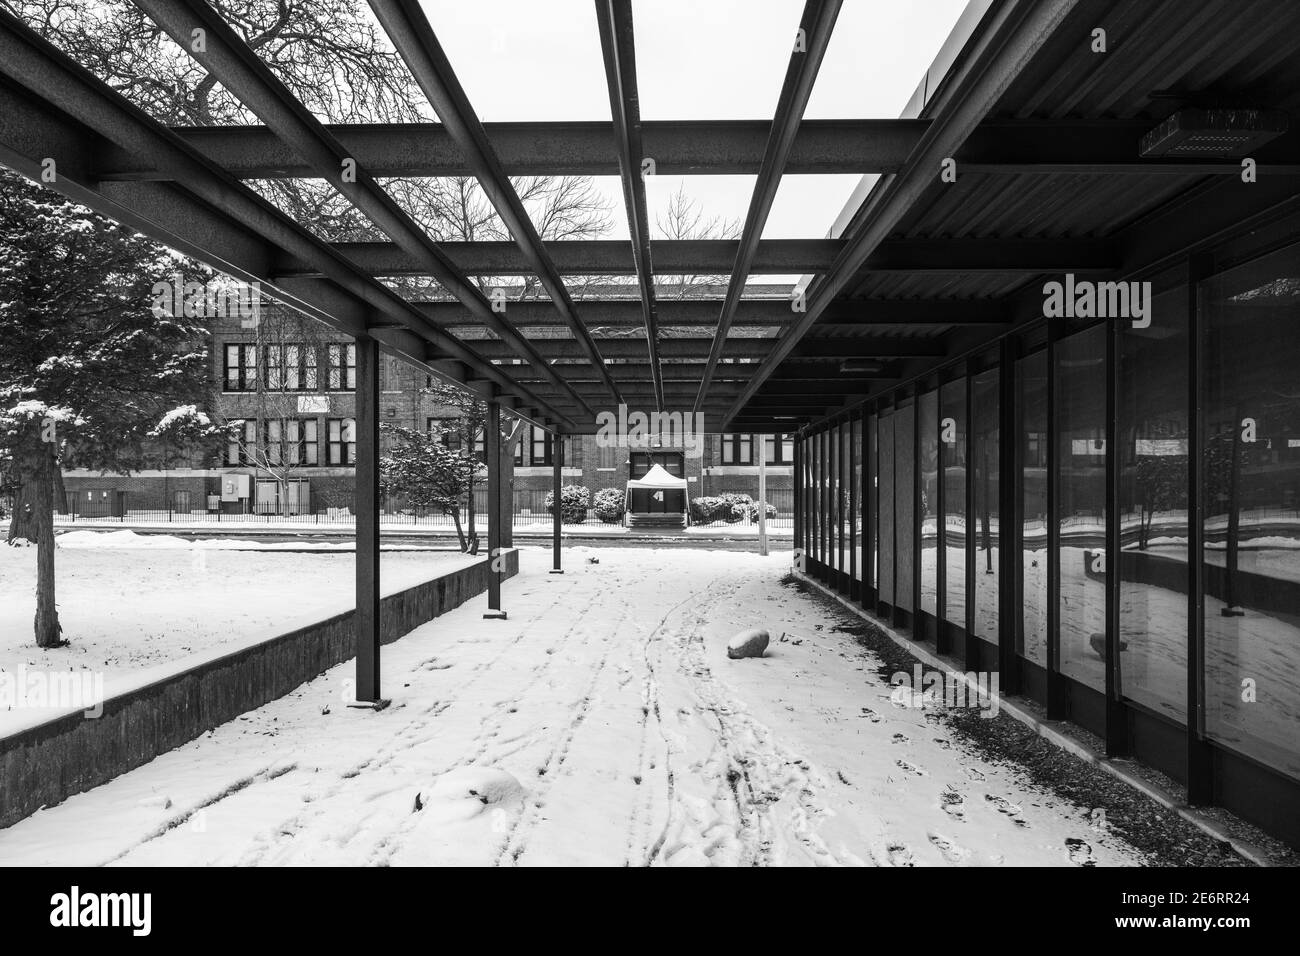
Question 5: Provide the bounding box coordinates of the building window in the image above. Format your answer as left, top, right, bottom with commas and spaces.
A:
531, 426, 553, 466
326, 344, 356, 391
514, 438, 524, 466
224, 343, 257, 392
226, 419, 255, 465
762, 433, 794, 464
721, 433, 753, 465
327, 418, 355, 465
598, 442, 618, 469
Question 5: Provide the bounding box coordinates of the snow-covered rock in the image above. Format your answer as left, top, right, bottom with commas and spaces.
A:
417, 767, 525, 823
726, 628, 769, 659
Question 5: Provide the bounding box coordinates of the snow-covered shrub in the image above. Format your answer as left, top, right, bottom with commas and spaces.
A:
731, 499, 778, 522
592, 487, 626, 523
545, 485, 590, 523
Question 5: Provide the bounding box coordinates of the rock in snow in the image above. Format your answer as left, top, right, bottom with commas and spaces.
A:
420, 767, 525, 820
727, 628, 770, 659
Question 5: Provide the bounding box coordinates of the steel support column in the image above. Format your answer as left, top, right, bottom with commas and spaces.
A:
354, 335, 383, 705
551, 435, 564, 574
484, 397, 507, 619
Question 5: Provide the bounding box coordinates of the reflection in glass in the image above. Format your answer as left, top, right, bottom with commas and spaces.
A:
1202, 245, 1300, 780
942, 378, 967, 626
1119, 287, 1189, 720
852, 416, 862, 583
879, 413, 895, 603
895, 402, 916, 614
920, 390, 940, 615
1057, 325, 1107, 691
972, 369, 1000, 644
1018, 351, 1048, 665
869, 414, 878, 592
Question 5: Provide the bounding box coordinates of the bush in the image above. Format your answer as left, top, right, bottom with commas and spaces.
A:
731, 499, 778, 522
546, 484, 590, 523
593, 487, 626, 523
690, 493, 757, 524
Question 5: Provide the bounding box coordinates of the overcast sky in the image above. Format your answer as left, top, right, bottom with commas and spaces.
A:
420, 0, 970, 246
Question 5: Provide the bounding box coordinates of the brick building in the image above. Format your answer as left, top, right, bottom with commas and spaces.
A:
60, 308, 793, 520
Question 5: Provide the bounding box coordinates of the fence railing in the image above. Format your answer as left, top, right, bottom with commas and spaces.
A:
53, 488, 796, 532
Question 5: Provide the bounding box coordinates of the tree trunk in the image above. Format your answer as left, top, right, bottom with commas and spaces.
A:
6, 477, 38, 543
10, 447, 63, 647
451, 508, 467, 552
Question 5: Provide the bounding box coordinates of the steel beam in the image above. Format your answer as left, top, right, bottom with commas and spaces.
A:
696, 0, 841, 414
595, 0, 664, 410
281, 237, 1108, 277
95, 118, 1299, 180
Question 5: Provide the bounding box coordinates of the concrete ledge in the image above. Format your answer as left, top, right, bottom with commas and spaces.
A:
0, 549, 518, 830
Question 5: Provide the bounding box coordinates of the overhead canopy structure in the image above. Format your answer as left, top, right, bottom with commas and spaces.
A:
2, 0, 1295, 436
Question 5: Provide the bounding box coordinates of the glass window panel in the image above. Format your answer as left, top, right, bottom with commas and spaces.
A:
895, 402, 916, 614
971, 369, 1000, 644
1018, 351, 1049, 665
853, 415, 863, 585
919, 390, 940, 615
1119, 285, 1189, 720
878, 413, 895, 603
942, 378, 967, 625
1202, 244, 1300, 780
1056, 325, 1108, 692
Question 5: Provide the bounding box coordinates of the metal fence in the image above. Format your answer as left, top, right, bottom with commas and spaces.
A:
53, 485, 795, 532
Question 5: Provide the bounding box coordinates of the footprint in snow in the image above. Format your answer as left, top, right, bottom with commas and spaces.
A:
895, 759, 925, 776
859, 707, 882, 723
928, 831, 968, 864
1065, 837, 1095, 866
891, 732, 908, 744
940, 787, 965, 819
965, 766, 986, 781
985, 793, 1027, 827
885, 842, 914, 867
933, 737, 952, 750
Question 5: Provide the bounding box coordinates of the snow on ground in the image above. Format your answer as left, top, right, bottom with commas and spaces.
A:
0, 546, 1142, 867
0, 536, 477, 736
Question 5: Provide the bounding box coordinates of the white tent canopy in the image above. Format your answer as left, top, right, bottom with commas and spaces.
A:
625, 463, 687, 491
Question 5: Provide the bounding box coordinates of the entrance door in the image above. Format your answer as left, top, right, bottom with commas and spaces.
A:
628, 451, 685, 513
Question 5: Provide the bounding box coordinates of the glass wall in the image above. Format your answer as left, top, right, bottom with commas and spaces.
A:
1056, 325, 1108, 692
971, 368, 1000, 644
919, 390, 940, 616
848, 417, 859, 583
1201, 243, 1300, 781
869, 413, 878, 594
1018, 351, 1049, 666
840, 420, 850, 574
1119, 285, 1190, 721
895, 400, 916, 614
878, 411, 895, 605
942, 378, 967, 627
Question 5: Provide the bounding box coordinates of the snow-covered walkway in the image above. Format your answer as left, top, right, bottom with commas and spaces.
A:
0, 547, 1141, 866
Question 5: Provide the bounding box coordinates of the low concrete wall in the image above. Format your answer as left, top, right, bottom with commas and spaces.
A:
0, 549, 518, 830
